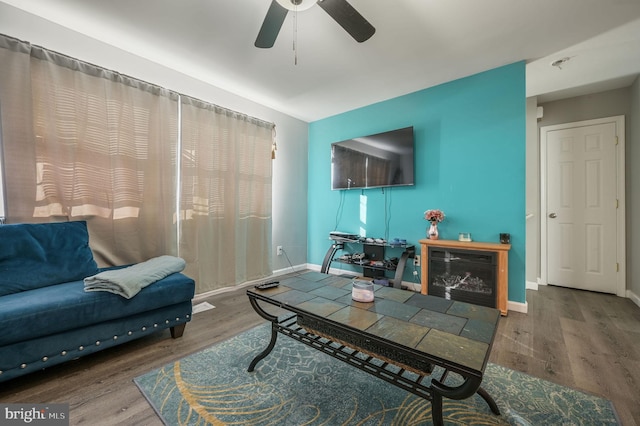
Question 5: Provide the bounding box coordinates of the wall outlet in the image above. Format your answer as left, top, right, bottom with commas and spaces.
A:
413, 255, 420, 267
276, 245, 283, 256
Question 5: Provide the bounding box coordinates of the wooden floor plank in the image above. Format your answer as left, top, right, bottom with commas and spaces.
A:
491, 285, 640, 425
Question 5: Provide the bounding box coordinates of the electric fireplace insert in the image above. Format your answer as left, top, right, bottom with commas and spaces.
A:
427, 247, 497, 308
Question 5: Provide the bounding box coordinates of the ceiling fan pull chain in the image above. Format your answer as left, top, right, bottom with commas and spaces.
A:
293, 4, 298, 65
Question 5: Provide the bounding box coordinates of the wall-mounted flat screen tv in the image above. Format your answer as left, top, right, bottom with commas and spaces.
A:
331, 126, 414, 190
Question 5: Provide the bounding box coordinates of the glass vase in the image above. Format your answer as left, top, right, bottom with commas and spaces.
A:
428, 222, 439, 240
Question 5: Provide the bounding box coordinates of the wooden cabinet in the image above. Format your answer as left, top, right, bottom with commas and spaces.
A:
419, 239, 511, 316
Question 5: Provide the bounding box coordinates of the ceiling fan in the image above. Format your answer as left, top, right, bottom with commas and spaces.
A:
255, 0, 375, 48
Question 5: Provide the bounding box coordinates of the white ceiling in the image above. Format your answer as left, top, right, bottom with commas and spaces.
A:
3, 0, 640, 122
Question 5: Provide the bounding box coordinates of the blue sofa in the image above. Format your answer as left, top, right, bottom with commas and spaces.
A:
0, 221, 195, 383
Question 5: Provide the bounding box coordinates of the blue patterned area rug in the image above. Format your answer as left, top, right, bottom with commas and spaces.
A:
134, 323, 619, 425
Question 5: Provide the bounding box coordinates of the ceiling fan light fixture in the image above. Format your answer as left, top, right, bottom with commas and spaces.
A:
551, 56, 571, 69
275, 0, 316, 12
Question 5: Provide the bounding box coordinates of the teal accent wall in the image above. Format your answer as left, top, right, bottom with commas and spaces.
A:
308, 62, 527, 304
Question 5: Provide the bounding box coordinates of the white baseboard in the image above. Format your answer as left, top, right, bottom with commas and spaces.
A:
307, 263, 322, 272
402, 282, 422, 292
193, 263, 309, 301
627, 289, 640, 309
273, 263, 310, 276
507, 300, 528, 314
526, 280, 538, 291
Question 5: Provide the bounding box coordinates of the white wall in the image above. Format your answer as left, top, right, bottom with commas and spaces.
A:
525, 97, 539, 289
538, 87, 632, 142
0, 2, 309, 273
629, 77, 640, 304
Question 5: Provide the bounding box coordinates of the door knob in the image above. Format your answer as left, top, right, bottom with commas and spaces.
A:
548, 213, 557, 218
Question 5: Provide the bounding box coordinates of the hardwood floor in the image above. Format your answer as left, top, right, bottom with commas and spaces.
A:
490, 284, 640, 425
1, 279, 639, 425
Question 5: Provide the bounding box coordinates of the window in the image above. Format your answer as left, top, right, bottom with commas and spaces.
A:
0, 35, 274, 292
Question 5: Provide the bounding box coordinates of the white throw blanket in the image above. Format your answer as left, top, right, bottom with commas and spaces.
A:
84, 255, 186, 299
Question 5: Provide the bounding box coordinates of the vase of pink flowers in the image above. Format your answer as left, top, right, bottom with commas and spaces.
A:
424, 209, 445, 240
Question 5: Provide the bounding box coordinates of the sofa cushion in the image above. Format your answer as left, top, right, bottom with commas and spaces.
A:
0, 221, 99, 296
0, 271, 195, 347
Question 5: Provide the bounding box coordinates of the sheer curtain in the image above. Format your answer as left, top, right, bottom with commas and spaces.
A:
31, 49, 179, 266
179, 97, 273, 292
0, 37, 34, 222
0, 37, 179, 266
0, 34, 274, 292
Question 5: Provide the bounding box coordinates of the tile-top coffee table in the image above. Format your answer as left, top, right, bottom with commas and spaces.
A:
246, 272, 501, 426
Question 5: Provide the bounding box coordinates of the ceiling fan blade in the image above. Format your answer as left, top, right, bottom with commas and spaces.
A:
317, 0, 375, 43
255, 0, 289, 48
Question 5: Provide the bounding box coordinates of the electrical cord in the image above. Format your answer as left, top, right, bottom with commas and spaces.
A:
280, 247, 304, 277
385, 187, 393, 241
333, 190, 346, 231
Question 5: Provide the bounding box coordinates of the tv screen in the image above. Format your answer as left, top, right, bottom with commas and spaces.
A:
331, 126, 414, 190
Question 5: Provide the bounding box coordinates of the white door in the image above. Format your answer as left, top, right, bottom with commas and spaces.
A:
544, 119, 620, 293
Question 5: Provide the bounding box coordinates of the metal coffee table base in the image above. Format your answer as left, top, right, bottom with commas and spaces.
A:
247, 299, 500, 426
